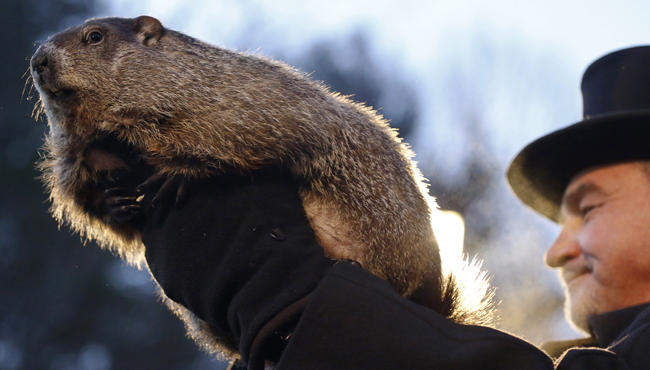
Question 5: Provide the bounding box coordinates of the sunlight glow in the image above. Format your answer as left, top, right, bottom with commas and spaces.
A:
433, 210, 465, 272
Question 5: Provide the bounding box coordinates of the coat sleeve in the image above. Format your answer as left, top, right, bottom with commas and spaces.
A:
276, 262, 637, 370
276, 262, 554, 370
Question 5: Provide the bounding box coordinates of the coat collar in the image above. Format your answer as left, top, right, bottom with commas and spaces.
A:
588, 301, 650, 347
541, 301, 650, 359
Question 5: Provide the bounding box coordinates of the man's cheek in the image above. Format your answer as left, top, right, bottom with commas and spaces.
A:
577, 223, 603, 256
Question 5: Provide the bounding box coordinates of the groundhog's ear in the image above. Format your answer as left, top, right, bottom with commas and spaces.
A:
133, 16, 165, 46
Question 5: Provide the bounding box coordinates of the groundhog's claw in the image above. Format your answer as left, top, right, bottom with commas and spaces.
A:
136, 173, 165, 195
103, 187, 143, 227
136, 173, 189, 224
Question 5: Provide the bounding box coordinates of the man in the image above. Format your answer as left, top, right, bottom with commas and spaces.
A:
139, 46, 650, 370
506, 45, 650, 359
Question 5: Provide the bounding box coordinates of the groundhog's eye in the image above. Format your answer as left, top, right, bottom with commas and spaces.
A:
87, 31, 104, 44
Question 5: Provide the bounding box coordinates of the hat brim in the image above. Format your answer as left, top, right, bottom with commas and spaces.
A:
507, 110, 650, 223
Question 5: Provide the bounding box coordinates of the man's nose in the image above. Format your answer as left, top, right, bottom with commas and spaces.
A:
545, 219, 582, 268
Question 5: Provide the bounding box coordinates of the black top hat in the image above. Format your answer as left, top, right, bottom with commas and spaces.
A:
507, 45, 650, 222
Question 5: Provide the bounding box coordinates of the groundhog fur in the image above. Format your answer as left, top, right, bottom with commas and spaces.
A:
30, 15, 493, 358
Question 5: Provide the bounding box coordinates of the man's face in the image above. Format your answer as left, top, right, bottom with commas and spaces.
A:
546, 162, 650, 332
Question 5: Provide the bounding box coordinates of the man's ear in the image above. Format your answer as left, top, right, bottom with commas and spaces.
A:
133, 15, 165, 46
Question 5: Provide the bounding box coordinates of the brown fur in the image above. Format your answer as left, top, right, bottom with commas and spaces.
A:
30, 16, 492, 357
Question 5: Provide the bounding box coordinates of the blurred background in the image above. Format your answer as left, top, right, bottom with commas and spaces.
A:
2, 0, 650, 368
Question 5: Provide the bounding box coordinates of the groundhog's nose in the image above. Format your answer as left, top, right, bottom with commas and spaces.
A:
31, 49, 50, 76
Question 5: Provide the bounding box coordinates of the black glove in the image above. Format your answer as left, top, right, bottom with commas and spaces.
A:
139, 169, 337, 367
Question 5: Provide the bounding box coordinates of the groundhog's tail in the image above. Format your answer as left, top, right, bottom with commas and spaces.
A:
440, 257, 497, 327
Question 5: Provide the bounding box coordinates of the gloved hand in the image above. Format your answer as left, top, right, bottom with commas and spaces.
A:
138, 169, 337, 367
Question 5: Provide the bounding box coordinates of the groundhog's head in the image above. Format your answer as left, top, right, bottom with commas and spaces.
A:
31, 17, 172, 140
33, 15, 243, 155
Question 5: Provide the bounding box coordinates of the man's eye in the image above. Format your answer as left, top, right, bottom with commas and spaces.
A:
581, 205, 597, 217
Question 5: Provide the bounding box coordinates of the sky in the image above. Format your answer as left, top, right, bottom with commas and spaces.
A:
103, 0, 650, 80
95, 0, 650, 343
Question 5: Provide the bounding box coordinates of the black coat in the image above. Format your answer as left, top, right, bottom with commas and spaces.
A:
276, 263, 650, 370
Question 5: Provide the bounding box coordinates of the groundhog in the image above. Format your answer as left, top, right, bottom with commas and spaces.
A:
30, 15, 491, 358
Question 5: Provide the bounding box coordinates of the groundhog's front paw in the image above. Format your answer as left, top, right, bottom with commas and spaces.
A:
103, 187, 144, 228
136, 173, 190, 224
